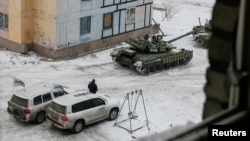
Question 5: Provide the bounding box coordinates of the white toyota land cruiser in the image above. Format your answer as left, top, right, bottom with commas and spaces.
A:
46, 91, 120, 133
7, 83, 68, 124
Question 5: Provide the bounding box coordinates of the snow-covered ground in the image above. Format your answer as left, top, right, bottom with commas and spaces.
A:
0, 0, 215, 140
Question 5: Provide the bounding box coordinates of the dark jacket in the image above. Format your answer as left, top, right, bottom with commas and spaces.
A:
88, 79, 98, 94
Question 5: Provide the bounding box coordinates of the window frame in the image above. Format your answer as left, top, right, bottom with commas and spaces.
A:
42, 93, 52, 103
0, 12, 8, 30
72, 99, 95, 113
92, 98, 106, 107
126, 7, 136, 24
33, 95, 42, 105
80, 16, 91, 35
53, 91, 64, 98
103, 13, 113, 29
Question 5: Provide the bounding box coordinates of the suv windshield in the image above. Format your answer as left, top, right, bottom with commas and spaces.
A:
50, 101, 66, 114
11, 95, 28, 107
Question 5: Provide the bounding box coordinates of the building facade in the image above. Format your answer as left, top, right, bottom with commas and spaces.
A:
0, 0, 158, 59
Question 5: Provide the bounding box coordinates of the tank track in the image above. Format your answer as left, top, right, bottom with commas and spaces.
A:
133, 49, 193, 75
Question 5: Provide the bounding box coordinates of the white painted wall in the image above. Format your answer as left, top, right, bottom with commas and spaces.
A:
56, 0, 153, 49
135, 6, 146, 29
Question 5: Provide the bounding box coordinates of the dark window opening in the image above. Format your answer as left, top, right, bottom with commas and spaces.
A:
34, 95, 42, 105
92, 98, 105, 107
80, 16, 91, 35
42, 93, 52, 103
72, 99, 95, 113
0, 12, 8, 30
53, 91, 64, 98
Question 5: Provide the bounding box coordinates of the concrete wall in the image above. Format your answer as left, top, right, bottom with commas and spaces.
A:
7, 0, 56, 47
8, 0, 33, 44
33, 0, 57, 49
33, 25, 159, 59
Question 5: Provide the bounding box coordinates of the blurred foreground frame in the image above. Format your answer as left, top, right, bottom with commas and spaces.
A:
138, 0, 250, 140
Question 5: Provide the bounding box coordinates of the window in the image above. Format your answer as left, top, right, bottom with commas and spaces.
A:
50, 101, 66, 114
80, 16, 91, 35
126, 8, 135, 24
0, 12, 8, 30
42, 93, 52, 103
103, 13, 113, 29
92, 98, 105, 107
11, 95, 28, 107
34, 95, 42, 105
53, 91, 64, 98
72, 100, 95, 113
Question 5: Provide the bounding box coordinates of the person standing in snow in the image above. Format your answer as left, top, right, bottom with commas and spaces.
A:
88, 79, 98, 94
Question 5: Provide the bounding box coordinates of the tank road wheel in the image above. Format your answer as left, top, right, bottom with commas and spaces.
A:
135, 63, 149, 75
143, 68, 150, 75
173, 61, 179, 67
195, 37, 205, 46
179, 59, 185, 65
164, 63, 171, 69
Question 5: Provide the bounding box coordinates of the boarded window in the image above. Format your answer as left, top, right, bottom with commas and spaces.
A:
126, 8, 135, 24
80, 16, 91, 35
0, 12, 8, 30
103, 13, 113, 29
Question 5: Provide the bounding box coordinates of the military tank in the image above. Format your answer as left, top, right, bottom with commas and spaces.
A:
192, 19, 212, 48
110, 30, 197, 75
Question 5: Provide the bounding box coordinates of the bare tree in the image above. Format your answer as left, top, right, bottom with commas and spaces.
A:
162, 4, 178, 21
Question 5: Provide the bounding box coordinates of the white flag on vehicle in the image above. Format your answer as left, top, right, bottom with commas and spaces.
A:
13, 77, 25, 87
53, 83, 64, 91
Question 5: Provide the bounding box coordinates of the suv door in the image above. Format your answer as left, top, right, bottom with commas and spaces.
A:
72, 100, 95, 124
91, 98, 106, 121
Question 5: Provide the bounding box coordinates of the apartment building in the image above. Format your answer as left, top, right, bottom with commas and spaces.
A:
0, 0, 158, 59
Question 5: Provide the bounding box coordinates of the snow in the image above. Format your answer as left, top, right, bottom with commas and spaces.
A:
0, 0, 215, 140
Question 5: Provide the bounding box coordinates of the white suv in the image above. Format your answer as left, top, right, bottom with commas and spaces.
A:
7, 83, 68, 124
46, 91, 120, 133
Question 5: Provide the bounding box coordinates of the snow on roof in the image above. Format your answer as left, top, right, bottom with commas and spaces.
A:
14, 83, 52, 98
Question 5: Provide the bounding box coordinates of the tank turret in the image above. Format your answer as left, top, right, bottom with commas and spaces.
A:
125, 27, 203, 53
110, 30, 197, 75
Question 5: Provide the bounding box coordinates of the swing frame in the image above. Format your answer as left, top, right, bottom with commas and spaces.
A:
114, 90, 150, 133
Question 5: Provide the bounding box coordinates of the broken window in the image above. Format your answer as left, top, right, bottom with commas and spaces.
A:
103, 13, 113, 29
0, 12, 8, 30
126, 8, 135, 24
80, 16, 91, 35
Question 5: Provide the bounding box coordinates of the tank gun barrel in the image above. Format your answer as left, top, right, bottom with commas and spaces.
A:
166, 27, 204, 43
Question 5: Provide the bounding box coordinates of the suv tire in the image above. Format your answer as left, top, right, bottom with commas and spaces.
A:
72, 120, 84, 133
109, 108, 119, 120
13, 108, 25, 120
195, 37, 204, 46
35, 111, 46, 124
